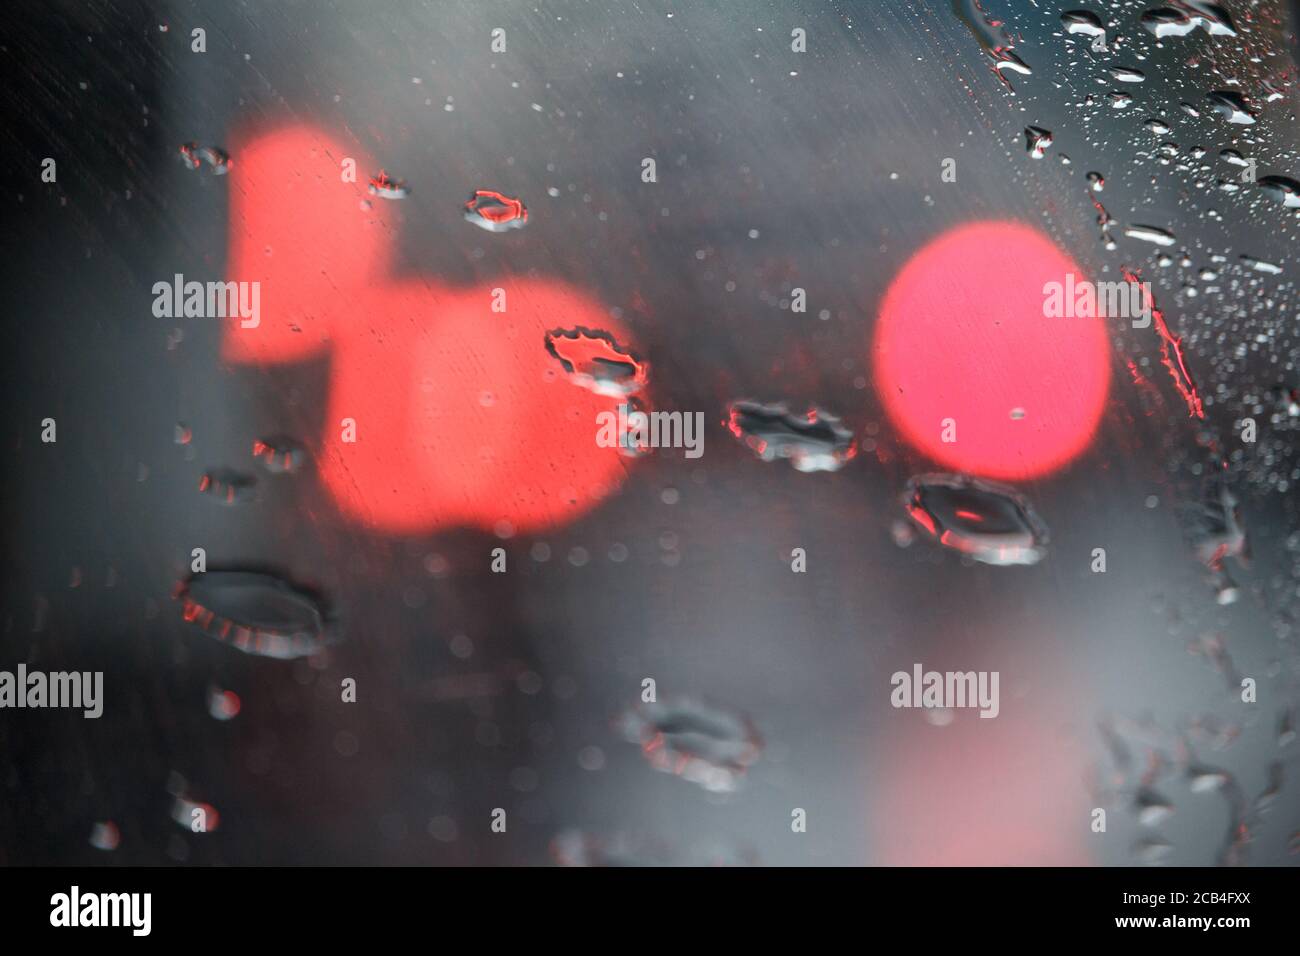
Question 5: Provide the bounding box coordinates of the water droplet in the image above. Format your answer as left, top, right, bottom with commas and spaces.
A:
367, 170, 409, 199
198, 468, 256, 505
176, 570, 336, 659
1124, 224, 1177, 246
1239, 254, 1282, 275
954, 0, 1032, 90
1108, 91, 1135, 109
1187, 763, 1229, 792
1257, 175, 1300, 208
1025, 126, 1053, 159
1144, 118, 1172, 136
1086, 171, 1105, 192
1253, 762, 1283, 813
544, 327, 648, 397
171, 795, 220, 831
463, 189, 528, 231
207, 685, 241, 720
1109, 67, 1146, 83
1061, 10, 1105, 38
1140, 3, 1235, 39
1205, 90, 1257, 125
178, 143, 231, 174
1132, 835, 1174, 863
1135, 787, 1175, 826
726, 401, 857, 472
618, 697, 762, 793
252, 435, 306, 474
903, 473, 1049, 566
1280, 709, 1297, 748
89, 821, 120, 851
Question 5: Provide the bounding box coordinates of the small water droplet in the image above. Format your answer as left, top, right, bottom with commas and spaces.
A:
1025, 126, 1053, 159
207, 686, 241, 720
367, 170, 409, 199
1124, 224, 1177, 246
89, 821, 120, 851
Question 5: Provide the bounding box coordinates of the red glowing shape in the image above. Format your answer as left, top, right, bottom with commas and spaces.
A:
223, 125, 631, 534
872, 222, 1110, 480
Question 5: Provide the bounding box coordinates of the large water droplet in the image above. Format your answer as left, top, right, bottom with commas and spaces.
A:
726, 401, 857, 472
1239, 254, 1282, 275
1140, 3, 1235, 38
1205, 90, 1257, 125
544, 327, 648, 397
176, 570, 336, 659
903, 473, 1049, 566
1257, 176, 1300, 208
1061, 10, 1105, 37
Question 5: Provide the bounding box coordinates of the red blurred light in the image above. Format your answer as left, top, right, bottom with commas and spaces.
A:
872, 221, 1110, 480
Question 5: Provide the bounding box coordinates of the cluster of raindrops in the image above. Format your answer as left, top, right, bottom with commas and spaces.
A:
1091, 711, 1289, 866
948, 0, 1300, 866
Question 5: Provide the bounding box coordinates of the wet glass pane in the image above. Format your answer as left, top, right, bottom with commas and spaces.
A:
3, 0, 1299, 868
